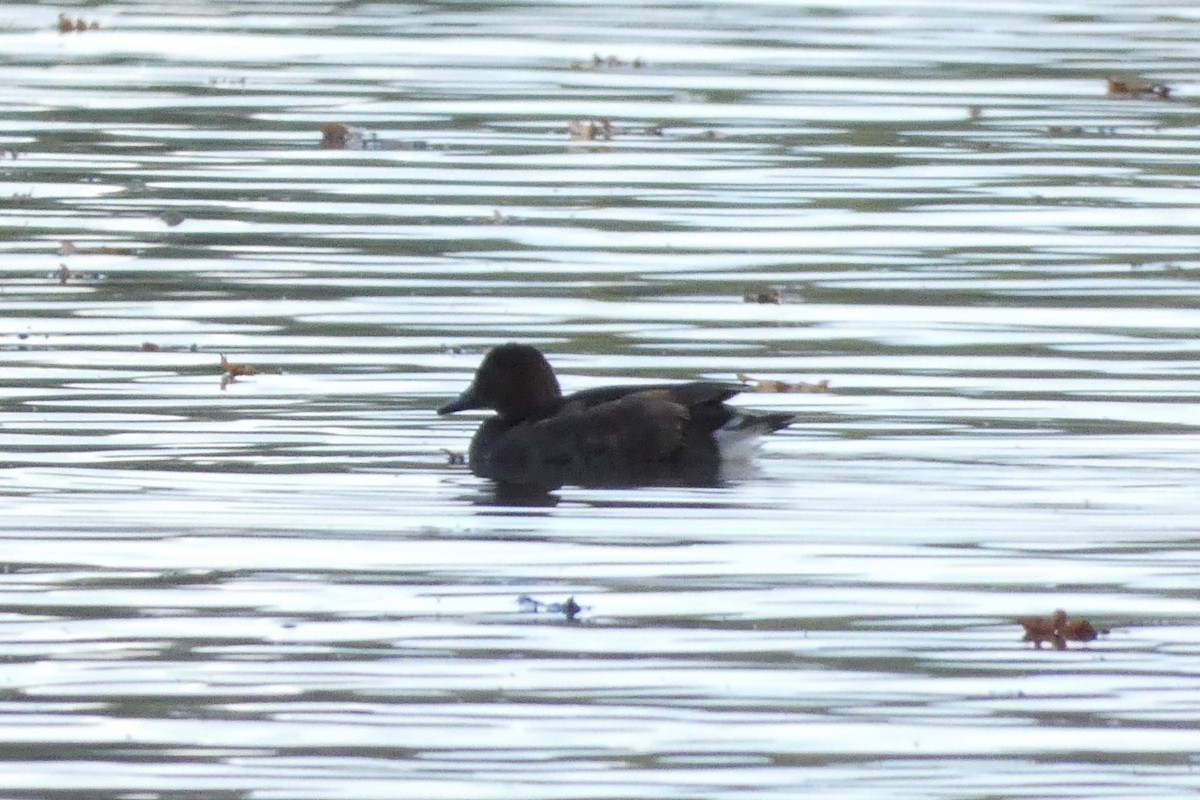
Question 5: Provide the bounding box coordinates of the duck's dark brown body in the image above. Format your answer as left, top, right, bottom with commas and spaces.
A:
439, 344, 794, 491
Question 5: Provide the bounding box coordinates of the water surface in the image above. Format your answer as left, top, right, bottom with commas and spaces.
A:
2, 1, 1200, 797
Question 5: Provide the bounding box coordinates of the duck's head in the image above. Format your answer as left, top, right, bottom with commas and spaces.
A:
438, 343, 562, 420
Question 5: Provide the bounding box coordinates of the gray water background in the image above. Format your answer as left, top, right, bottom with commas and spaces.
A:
2, 1, 1200, 797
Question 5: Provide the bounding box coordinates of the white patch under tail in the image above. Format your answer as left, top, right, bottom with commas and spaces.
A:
713, 412, 793, 463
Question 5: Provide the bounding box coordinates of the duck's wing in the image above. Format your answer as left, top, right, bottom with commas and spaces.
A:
518, 389, 688, 461
565, 381, 742, 432
477, 389, 708, 488
567, 381, 741, 408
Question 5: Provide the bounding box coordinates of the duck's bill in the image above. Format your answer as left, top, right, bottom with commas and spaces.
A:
437, 385, 481, 415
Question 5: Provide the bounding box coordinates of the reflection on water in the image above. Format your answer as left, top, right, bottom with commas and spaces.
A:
2, 0, 1200, 797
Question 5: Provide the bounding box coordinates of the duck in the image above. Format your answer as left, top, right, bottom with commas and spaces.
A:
438, 343, 795, 490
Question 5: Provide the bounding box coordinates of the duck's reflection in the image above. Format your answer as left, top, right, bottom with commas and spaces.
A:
463, 469, 746, 509
477, 481, 562, 508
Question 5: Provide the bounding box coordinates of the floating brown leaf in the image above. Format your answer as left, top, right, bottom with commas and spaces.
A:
141, 342, 160, 352
744, 287, 782, 304
1059, 618, 1100, 643
737, 373, 830, 394
569, 119, 616, 141
1019, 609, 1105, 650
319, 122, 427, 151
1106, 75, 1172, 99
219, 354, 258, 377
320, 122, 361, 149
61, 239, 137, 256
568, 118, 664, 142
1019, 609, 1067, 649
1048, 125, 1117, 137
57, 13, 99, 33
219, 354, 260, 390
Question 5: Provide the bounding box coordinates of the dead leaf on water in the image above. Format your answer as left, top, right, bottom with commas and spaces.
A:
219, 354, 258, 377
1106, 75, 1172, 99
1019, 609, 1106, 650
219, 354, 260, 390
743, 287, 782, 304
319, 122, 427, 151
60, 239, 137, 256
737, 373, 830, 394
567, 119, 665, 142
569, 119, 618, 141
57, 13, 100, 33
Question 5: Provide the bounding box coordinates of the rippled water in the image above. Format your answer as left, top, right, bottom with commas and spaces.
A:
3, 1, 1200, 797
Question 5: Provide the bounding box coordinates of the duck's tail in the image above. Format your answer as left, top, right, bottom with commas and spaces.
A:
713, 412, 795, 461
